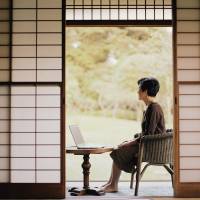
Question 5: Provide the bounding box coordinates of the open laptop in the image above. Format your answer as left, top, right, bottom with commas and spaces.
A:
69, 125, 105, 149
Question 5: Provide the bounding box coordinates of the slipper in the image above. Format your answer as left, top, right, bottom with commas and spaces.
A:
88, 189, 105, 196
97, 190, 105, 196
70, 192, 78, 196
68, 187, 78, 192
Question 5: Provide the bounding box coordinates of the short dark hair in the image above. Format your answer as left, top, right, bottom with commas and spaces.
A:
137, 77, 160, 97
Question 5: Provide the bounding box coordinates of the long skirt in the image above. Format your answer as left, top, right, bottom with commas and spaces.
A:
110, 142, 139, 173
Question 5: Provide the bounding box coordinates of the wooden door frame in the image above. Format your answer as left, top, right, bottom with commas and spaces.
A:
65, 13, 175, 198
172, 0, 200, 197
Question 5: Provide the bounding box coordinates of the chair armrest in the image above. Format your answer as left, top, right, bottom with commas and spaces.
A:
141, 133, 173, 142
166, 129, 173, 133
134, 133, 142, 139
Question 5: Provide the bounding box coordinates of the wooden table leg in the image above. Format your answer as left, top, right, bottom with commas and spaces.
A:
82, 154, 91, 189
68, 154, 105, 196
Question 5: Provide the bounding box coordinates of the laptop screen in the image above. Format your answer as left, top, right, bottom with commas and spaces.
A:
69, 125, 85, 145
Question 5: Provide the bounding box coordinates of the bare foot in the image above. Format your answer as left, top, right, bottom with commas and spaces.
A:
102, 184, 118, 193
100, 181, 111, 188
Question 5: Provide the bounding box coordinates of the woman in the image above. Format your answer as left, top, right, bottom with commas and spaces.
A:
101, 77, 166, 192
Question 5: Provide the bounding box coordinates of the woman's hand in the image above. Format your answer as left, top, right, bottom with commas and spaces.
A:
118, 139, 137, 148
118, 140, 131, 148
118, 140, 128, 147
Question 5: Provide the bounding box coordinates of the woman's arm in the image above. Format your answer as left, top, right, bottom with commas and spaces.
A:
118, 139, 138, 148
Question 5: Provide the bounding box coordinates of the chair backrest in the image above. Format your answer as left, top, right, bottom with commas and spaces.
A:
140, 131, 173, 164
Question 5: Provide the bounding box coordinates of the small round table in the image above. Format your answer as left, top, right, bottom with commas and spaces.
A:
66, 146, 114, 196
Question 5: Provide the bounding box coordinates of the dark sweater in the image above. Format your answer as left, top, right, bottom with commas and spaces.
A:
141, 102, 166, 135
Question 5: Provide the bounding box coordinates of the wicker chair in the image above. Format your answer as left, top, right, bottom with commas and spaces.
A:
130, 129, 173, 196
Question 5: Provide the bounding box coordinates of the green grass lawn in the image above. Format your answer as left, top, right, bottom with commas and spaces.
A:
66, 114, 172, 181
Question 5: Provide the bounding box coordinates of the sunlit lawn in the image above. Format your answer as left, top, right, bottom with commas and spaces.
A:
66, 114, 172, 181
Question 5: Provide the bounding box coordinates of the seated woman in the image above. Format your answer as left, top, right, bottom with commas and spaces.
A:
101, 77, 166, 193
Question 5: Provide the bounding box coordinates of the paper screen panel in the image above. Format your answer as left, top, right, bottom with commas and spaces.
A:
177, 33, 200, 45
180, 107, 200, 119
179, 85, 200, 94
177, 21, 200, 32
0, 2, 10, 83
66, 0, 172, 21
13, 0, 36, 8
13, 34, 36, 45
180, 157, 200, 169
180, 145, 200, 156
177, 9, 200, 20
178, 83, 200, 182
13, 9, 36, 20
10, 85, 61, 183
180, 170, 200, 182
0, 86, 10, 183
177, 0, 200, 8
12, 0, 62, 83
177, 2, 200, 181
0, 0, 64, 196
180, 132, 200, 144
178, 70, 200, 82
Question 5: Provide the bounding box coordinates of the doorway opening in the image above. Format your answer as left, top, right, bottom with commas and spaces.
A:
66, 26, 173, 196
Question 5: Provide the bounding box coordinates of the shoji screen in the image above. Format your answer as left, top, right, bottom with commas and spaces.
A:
0, 0, 10, 82
0, 86, 10, 184
0, 0, 11, 185
174, 0, 200, 197
66, 0, 172, 24
0, 0, 65, 198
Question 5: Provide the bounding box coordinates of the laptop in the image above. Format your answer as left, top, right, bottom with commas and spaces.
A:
69, 125, 105, 149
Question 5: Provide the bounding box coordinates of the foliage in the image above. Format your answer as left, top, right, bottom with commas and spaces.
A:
66, 27, 173, 123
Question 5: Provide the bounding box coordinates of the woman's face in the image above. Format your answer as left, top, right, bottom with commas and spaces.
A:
138, 87, 147, 101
